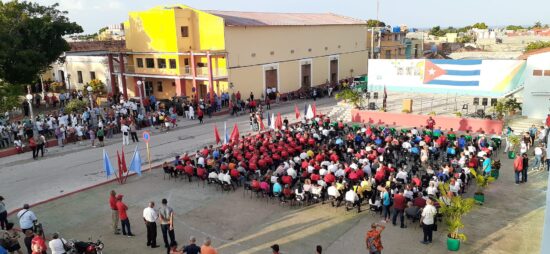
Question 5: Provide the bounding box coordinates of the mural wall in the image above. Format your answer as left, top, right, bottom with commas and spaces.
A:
368, 59, 526, 96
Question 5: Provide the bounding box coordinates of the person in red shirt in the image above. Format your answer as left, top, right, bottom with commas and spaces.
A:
413, 193, 427, 208
391, 189, 407, 228
31, 230, 47, 254
116, 194, 134, 236
109, 190, 120, 235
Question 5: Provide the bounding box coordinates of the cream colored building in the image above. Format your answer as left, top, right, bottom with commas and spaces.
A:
120, 5, 369, 101
46, 54, 111, 92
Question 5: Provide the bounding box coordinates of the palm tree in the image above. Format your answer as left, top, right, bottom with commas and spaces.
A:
335, 88, 362, 108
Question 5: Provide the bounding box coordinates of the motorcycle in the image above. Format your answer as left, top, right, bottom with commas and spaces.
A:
66, 238, 104, 254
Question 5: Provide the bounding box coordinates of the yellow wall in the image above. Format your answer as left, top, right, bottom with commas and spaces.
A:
126, 8, 178, 52
224, 25, 368, 68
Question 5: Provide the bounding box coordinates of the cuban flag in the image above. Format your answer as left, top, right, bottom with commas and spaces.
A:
424, 59, 481, 87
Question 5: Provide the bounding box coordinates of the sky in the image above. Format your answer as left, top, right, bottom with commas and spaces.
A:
18, 0, 550, 33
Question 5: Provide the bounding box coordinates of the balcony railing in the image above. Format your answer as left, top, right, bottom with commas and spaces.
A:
183, 66, 227, 78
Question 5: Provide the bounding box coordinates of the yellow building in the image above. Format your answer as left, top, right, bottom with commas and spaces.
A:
367, 28, 407, 59
120, 5, 369, 101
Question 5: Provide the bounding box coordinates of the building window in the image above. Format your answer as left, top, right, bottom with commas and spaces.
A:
136, 58, 144, 68
544, 70, 550, 76
90, 71, 96, 80
394, 34, 399, 41
398, 48, 402, 56
251, 53, 256, 57
157, 58, 166, 68
385, 50, 391, 59
308, 48, 312, 52
197, 62, 206, 67
77, 71, 83, 83
533, 70, 543, 76
146, 58, 155, 68
169, 59, 176, 69
184, 58, 189, 66
270, 51, 274, 56
157, 81, 163, 92
290, 49, 295, 54
180, 26, 189, 37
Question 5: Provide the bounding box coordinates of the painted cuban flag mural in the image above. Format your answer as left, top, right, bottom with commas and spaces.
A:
368, 59, 527, 96
424, 59, 481, 87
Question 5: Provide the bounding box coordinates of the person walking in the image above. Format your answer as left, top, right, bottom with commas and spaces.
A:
97, 127, 105, 147
521, 153, 529, 183
130, 122, 139, 143
197, 108, 204, 124
0, 196, 7, 230
115, 194, 134, 237
143, 202, 159, 248
121, 123, 130, 146
89, 128, 96, 148
109, 191, 120, 235
16, 204, 37, 234
158, 199, 176, 249
36, 134, 45, 158
420, 199, 437, 244
29, 137, 37, 160
366, 223, 385, 254
391, 189, 407, 228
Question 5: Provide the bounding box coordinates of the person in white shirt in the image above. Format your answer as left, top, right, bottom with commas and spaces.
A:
48, 233, 68, 254
17, 204, 37, 232
534, 145, 543, 170
142, 202, 159, 248
344, 188, 361, 212
121, 124, 130, 145
327, 183, 341, 207
287, 167, 297, 179
396, 169, 408, 184
426, 181, 438, 197
420, 199, 437, 244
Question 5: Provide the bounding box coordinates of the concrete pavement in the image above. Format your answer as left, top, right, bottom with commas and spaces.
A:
5, 147, 546, 254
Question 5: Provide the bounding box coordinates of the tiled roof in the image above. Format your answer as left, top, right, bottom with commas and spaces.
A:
69, 40, 126, 52
517, 47, 550, 60
205, 11, 365, 27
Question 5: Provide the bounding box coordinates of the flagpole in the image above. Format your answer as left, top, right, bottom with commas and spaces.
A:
146, 143, 152, 172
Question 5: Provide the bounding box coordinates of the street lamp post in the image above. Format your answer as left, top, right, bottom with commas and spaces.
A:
87, 86, 94, 109
136, 80, 145, 114
26, 93, 35, 136
66, 74, 71, 91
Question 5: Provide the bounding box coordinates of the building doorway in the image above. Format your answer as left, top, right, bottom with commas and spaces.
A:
301, 63, 311, 89
330, 59, 338, 83
265, 69, 278, 92
144, 81, 153, 97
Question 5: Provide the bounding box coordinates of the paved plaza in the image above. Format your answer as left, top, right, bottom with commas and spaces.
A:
4, 145, 547, 254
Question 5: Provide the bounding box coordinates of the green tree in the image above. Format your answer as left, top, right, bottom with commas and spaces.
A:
472, 22, 488, 29
0, 81, 24, 113
366, 19, 385, 28
525, 41, 550, 52
429, 26, 446, 37
335, 88, 362, 108
532, 21, 543, 29
0, 1, 82, 86
506, 25, 524, 31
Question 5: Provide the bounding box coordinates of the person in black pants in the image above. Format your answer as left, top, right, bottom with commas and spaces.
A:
143, 202, 159, 248
159, 199, 176, 249
0, 196, 7, 230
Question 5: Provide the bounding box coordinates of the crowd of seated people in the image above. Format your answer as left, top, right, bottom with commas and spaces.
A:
162, 115, 501, 220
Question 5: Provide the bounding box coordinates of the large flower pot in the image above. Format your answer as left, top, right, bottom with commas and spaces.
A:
474, 193, 485, 204
447, 237, 461, 251
508, 151, 516, 159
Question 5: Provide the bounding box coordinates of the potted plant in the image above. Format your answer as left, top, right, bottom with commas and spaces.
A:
437, 183, 475, 251
491, 100, 506, 120
335, 88, 362, 108
507, 134, 521, 159
470, 170, 495, 205
503, 98, 522, 116
454, 112, 462, 117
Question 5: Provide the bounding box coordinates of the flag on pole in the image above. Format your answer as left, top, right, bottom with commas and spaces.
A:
258, 114, 265, 131
275, 112, 283, 130
267, 112, 272, 129
230, 123, 240, 143
214, 124, 221, 144
121, 147, 128, 173
103, 149, 115, 178
116, 150, 123, 183
304, 104, 308, 116
306, 104, 314, 119
129, 146, 142, 176
270, 113, 276, 130
223, 121, 229, 144
294, 105, 300, 119
383, 85, 388, 109
312, 102, 317, 117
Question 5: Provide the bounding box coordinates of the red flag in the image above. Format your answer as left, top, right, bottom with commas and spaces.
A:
214, 125, 221, 144
116, 150, 123, 183
121, 147, 128, 173
258, 115, 265, 131
275, 112, 283, 130
312, 102, 317, 117
294, 104, 300, 119
230, 123, 240, 143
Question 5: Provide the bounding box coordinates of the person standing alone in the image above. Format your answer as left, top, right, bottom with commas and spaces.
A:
366, 223, 385, 254
121, 123, 130, 146
159, 199, 176, 249
109, 191, 120, 235
420, 199, 437, 244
